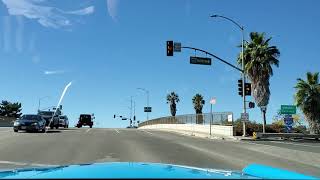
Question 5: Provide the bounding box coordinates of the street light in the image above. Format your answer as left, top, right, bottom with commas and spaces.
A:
210, 14, 247, 136
137, 88, 150, 121
38, 96, 50, 111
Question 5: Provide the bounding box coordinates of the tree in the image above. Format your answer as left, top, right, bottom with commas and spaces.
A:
238, 32, 280, 133
192, 94, 205, 114
0, 100, 22, 118
166, 92, 180, 116
294, 72, 320, 134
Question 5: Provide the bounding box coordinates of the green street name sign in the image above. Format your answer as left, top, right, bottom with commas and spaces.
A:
280, 105, 296, 114
190, 56, 212, 65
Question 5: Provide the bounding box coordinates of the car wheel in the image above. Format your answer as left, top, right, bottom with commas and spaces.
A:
41, 127, 46, 133
50, 126, 54, 129
90, 125, 92, 128
14, 129, 18, 132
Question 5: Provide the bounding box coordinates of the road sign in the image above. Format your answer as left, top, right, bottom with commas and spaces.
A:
210, 98, 216, 105
241, 113, 249, 121
227, 114, 233, 122
190, 56, 211, 65
284, 115, 294, 133
280, 105, 296, 114
174, 42, 181, 52
144, 107, 152, 112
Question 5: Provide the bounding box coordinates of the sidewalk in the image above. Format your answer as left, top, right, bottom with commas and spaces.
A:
154, 128, 238, 141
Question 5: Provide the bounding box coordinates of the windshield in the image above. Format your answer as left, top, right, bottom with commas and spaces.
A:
20, 115, 41, 121
38, 111, 54, 116
0, 0, 319, 179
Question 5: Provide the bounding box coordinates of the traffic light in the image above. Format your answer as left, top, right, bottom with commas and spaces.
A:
238, 79, 243, 96
133, 116, 136, 121
249, 102, 255, 108
167, 41, 173, 56
130, 120, 132, 124
245, 83, 252, 96
113, 114, 116, 118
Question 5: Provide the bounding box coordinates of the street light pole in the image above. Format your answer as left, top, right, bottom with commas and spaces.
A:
137, 88, 150, 121
210, 14, 247, 136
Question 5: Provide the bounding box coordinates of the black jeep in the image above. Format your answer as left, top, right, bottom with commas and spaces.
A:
76, 114, 94, 128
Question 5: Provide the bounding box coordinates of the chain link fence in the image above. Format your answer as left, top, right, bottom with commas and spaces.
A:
138, 112, 233, 128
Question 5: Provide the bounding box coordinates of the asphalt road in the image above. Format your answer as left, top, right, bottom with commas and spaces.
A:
0, 127, 319, 177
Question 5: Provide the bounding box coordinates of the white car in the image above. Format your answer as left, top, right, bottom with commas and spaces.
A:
59, 115, 69, 128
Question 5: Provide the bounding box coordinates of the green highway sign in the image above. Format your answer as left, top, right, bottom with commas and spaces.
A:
280, 105, 296, 114
190, 56, 211, 65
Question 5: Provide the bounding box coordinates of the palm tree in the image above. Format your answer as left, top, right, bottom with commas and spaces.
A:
294, 72, 320, 134
192, 94, 205, 114
238, 32, 280, 133
192, 94, 205, 124
166, 92, 180, 116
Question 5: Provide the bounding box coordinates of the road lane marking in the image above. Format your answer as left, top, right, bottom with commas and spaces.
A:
114, 129, 120, 134
0, 130, 12, 133
85, 129, 91, 133
0, 161, 56, 167
141, 130, 153, 135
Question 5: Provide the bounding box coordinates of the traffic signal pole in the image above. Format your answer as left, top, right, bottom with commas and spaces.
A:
241, 29, 247, 137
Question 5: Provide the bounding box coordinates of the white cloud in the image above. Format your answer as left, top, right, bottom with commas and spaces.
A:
68, 6, 94, 15
44, 70, 64, 75
1, 0, 95, 29
106, 0, 118, 22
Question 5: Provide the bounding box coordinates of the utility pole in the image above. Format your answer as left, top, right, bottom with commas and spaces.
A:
210, 14, 247, 136
130, 96, 133, 127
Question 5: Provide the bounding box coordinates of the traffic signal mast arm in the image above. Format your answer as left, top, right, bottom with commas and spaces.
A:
181, 46, 243, 73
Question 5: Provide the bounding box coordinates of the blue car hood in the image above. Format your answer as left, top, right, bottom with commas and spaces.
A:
0, 162, 317, 179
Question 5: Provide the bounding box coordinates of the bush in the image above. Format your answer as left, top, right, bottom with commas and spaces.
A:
233, 119, 307, 136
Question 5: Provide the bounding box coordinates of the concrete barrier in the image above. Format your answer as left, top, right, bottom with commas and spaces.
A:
0, 116, 15, 127
139, 124, 234, 137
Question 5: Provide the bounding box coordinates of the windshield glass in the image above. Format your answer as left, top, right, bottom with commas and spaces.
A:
0, 0, 319, 179
21, 115, 41, 121
38, 111, 54, 116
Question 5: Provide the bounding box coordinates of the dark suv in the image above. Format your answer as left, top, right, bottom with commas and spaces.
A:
76, 114, 94, 128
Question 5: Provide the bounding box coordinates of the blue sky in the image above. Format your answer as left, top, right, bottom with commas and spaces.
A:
0, 0, 319, 128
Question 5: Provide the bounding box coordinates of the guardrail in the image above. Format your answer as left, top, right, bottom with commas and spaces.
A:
0, 116, 15, 127
138, 112, 233, 128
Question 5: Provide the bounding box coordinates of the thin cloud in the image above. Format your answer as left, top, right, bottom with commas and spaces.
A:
1, 0, 95, 29
3, 16, 11, 52
44, 70, 65, 75
16, 16, 24, 53
67, 6, 94, 15
106, 0, 118, 22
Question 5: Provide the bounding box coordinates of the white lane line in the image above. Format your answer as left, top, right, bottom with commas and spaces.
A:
0, 130, 12, 133
0, 161, 56, 167
85, 128, 91, 133
141, 130, 153, 135
114, 129, 120, 134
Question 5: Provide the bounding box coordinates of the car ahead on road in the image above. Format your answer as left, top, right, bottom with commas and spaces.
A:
59, 115, 69, 128
76, 114, 94, 128
13, 114, 46, 133
38, 110, 60, 129
0, 162, 317, 179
